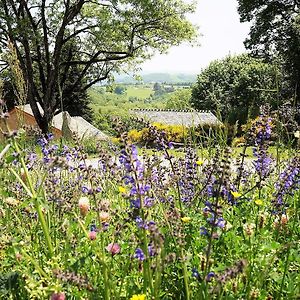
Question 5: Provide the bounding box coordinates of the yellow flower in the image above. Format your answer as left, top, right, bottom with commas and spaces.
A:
196, 160, 204, 166
231, 191, 241, 198
181, 217, 191, 223
118, 186, 127, 194
130, 294, 146, 300
254, 199, 263, 206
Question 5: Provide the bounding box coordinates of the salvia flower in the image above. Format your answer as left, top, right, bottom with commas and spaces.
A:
273, 157, 300, 213
206, 271, 215, 282
134, 248, 145, 261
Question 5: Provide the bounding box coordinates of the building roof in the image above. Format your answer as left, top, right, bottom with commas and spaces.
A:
130, 109, 222, 127
15, 104, 109, 141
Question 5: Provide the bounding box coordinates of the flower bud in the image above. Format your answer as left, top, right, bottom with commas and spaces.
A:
88, 231, 97, 240
51, 292, 65, 300
78, 197, 90, 216
99, 211, 110, 223
106, 243, 121, 256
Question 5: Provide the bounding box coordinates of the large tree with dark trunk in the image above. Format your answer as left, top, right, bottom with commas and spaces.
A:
0, 0, 196, 134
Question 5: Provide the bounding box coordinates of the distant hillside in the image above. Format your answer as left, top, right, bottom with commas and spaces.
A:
114, 73, 197, 84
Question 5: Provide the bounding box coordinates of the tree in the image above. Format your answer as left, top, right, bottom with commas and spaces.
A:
237, 0, 300, 101
0, 0, 196, 134
1, 41, 93, 121
190, 54, 279, 124
166, 88, 191, 109
114, 86, 127, 95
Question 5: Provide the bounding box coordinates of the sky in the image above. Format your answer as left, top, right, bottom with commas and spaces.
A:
140, 0, 251, 74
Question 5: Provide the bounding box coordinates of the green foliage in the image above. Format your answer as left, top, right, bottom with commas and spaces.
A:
190, 54, 280, 125
165, 88, 192, 110
237, 0, 300, 101
114, 86, 127, 95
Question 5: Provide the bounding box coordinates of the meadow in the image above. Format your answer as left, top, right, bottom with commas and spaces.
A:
0, 112, 299, 300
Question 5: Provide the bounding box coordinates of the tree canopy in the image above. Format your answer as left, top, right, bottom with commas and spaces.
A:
190, 54, 279, 125
237, 0, 300, 101
0, 0, 197, 133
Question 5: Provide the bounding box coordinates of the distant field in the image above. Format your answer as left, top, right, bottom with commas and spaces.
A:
125, 86, 153, 99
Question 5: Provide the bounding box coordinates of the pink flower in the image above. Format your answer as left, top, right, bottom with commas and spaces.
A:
51, 292, 66, 300
106, 243, 121, 256
88, 231, 97, 240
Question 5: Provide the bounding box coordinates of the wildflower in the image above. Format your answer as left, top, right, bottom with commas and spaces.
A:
192, 267, 201, 281
78, 196, 90, 216
4, 197, 19, 206
134, 248, 145, 261
51, 292, 65, 300
118, 186, 127, 193
273, 157, 300, 213
196, 160, 204, 166
200, 226, 209, 236
90, 224, 97, 232
181, 216, 191, 223
148, 243, 156, 257
130, 294, 146, 300
206, 271, 215, 282
88, 231, 97, 240
106, 243, 121, 256
99, 211, 110, 223
254, 199, 263, 206
231, 191, 241, 198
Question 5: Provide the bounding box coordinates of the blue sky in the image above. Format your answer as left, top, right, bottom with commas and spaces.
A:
141, 0, 251, 73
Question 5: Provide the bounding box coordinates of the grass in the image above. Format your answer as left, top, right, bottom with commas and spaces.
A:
125, 86, 153, 100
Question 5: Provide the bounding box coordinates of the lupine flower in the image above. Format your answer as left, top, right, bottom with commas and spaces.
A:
106, 243, 121, 256
134, 248, 145, 261
78, 197, 90, 216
